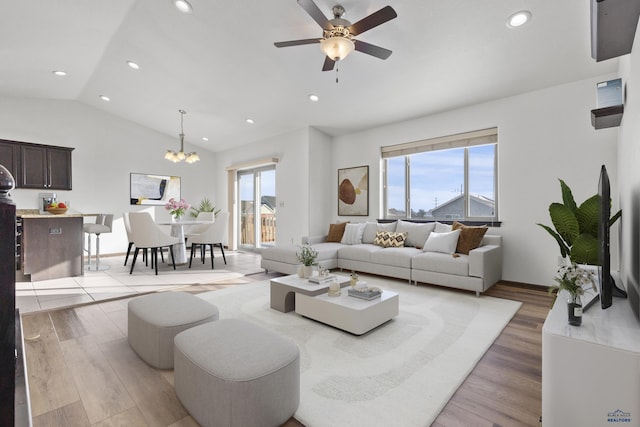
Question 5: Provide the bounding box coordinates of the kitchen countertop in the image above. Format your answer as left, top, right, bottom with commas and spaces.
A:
17, 209, 84, 218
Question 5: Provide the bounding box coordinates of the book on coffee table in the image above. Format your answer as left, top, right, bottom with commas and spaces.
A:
308, 275, 337, 284
348, 288, 382, 300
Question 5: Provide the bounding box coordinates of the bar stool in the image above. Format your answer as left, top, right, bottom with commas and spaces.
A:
84, 214, 113, 271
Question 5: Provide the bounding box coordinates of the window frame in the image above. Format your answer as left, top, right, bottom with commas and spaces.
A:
382, 128, 499, 223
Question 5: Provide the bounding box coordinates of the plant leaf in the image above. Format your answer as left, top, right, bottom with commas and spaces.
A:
576, 195, 599, 236
559, 179, 578, 214
570, 233, 599, 265
537, 223, 571, 258
549, 202, 579, 247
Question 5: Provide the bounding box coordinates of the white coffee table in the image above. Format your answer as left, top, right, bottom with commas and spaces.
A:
295, 289, 399, 335
270, 274, 351, 313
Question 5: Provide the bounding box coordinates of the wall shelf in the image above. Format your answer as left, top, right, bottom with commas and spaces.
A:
591, 105, 624, 129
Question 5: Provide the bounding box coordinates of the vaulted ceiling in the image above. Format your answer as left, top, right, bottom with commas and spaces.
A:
0, 0, 618, 152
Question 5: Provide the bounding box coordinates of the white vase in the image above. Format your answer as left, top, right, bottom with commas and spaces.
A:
303, 265, 314, 279
297, 265, 304, 278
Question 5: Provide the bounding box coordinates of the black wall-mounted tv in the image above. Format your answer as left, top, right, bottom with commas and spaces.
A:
598, 165, 627, 309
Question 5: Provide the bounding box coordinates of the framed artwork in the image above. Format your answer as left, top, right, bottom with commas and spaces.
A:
338, 165, 369, 216
130, 173, 181, 205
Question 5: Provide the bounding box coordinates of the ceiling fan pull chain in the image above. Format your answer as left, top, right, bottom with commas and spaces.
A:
336, 64, 339, 84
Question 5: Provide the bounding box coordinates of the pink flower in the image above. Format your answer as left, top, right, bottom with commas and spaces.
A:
165, 198, 190, 218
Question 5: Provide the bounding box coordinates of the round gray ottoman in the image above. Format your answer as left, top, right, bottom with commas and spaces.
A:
174, 319, 300, 427
128, 291, 219, 369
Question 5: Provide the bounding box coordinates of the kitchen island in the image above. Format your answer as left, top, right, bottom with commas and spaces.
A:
18, 210, 83, 281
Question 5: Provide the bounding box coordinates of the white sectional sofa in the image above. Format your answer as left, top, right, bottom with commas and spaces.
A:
261, 220, 502, 296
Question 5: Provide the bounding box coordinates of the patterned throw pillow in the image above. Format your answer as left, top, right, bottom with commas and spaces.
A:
373, 231, 407, 248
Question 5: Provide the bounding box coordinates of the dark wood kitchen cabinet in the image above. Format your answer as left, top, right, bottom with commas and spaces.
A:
0, 139, 73, 190
0, 141, 20, 182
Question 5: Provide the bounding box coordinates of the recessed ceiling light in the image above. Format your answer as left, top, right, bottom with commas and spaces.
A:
507, 10, 531, 28
246, 118, 255, 124
99, 95, 111, 102
52, 70, 67, 76
174, 0, 193, 13
202, 137, 209, 141
308, 94, 320, 102
126, 61, 140, 70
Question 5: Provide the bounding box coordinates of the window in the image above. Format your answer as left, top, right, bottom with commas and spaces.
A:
382, 128, 498, 221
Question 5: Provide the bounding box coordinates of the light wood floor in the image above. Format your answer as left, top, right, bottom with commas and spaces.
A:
22, 278, 551, 427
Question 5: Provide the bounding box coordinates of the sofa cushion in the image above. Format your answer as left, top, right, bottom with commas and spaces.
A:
337, 244, 382, 262
395, 221, 435, 248
370, 247, 422, 268
361, 222, 378, 244
412, 252, 470, 276
423, 229, 461, 254
362, 221, 397, 244
326, 222, 349, 242
310, 242, 344, 261
452, 221, 488, 255
341, 223, 365, 245
373, 231, 407, 248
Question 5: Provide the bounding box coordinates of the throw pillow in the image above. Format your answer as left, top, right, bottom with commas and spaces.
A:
452, 221, 488, 254
341, 223, 365, 245
434, 221, 452, 233
373, 230, 407, 248
326, 221, 349, 242
422, 229, 461, 254
395, 220, 436, 248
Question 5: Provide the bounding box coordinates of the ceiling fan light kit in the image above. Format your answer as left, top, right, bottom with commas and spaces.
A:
275, 0, 397, 71
320, 36, 354, 61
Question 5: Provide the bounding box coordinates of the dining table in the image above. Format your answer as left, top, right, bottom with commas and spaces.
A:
157, 220, 214, 265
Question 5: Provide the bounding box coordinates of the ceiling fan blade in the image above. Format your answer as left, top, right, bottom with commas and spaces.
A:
274, 38, 321, 48
354, 40, 392, 60
348, 5, 397, 36
322, 56, 335, 71
297, 0, 333, 31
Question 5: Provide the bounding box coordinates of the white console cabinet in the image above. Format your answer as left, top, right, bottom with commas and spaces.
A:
542, 290, 640, 426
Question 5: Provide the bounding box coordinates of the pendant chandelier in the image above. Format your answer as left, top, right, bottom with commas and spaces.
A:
164, 109, 200, 164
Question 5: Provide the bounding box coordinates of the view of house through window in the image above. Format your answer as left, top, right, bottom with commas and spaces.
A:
238, 166, 276, 249
383, 128, 497, 221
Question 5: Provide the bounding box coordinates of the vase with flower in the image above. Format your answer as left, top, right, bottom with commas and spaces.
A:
549, 263, 597, 326
165, 197, 190, 222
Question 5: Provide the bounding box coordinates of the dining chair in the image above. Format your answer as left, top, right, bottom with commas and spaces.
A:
184, 211, 215, 259
128, 212, 179, 275
186, 211, 229, 269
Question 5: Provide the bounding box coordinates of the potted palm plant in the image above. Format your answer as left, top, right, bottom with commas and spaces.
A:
190, 197, 221, 219
537, 179, 621, 265
296, 244, 318, 278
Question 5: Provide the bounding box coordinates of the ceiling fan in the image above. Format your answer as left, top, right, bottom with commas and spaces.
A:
274, 0, 397, 71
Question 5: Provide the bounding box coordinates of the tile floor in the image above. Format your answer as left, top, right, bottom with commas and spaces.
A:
16, 250, 265, 314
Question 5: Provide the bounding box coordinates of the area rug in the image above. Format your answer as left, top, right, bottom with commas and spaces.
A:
196, 274, 521, 427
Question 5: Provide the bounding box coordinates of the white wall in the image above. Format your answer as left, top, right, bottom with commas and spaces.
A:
0, 96, 216, 255
617, 25, 640, 307
331, 75, 619, 285
212, 127, 318, 247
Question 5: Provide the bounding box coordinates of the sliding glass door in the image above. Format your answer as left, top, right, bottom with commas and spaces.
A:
238, 166, 276, 250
